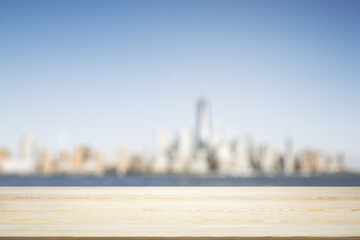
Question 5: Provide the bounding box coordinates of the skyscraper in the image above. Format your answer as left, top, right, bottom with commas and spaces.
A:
233, 139, 253, 176
261, 144, 279, 174
284, 137, 295, 175
172, 128, 194, 173
152, 129, 170, 174
20, 134, 38, 173
190, 99, 212, 174
196, 98, 212, 150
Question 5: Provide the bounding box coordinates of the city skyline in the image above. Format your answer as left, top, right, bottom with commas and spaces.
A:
0, 98, 349, 176
0, 0, 359, 169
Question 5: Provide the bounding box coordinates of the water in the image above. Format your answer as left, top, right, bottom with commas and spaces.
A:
0, 174, 359, 186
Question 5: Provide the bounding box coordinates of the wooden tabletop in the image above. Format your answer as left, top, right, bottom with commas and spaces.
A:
0, 187, 359, 239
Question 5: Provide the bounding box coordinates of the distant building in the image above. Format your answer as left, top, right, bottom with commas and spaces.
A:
324, 153, 346, 174
0, 149, 11, 173
116, 146, 130, 174
40, 150, 55, 175
195, 98, 212, 150
172, 128, 194, 173
260, 144, 281, 175
336, 153, 346, 173
56, 150, 71, 174
85, 151, 105, 175
233, 139, 253, 176
190, 148, 209, 174
298, 150, 319, 174
127, 155, 144, 174
216, 141, 232, 174
72, 146, 92, 173
20, 134, 39, 173
190, 98, 212, 174
152, 129, 170, 174
1, 134, 38, 175
284, 138, 295, 175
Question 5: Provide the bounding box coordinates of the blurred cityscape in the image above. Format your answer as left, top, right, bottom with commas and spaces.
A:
0, 99, 348, 176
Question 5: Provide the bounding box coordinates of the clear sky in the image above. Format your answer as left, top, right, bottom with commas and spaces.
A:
0, 0, 359, 167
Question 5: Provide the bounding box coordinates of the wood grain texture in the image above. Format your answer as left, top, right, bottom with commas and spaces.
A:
0, 187, 359, 239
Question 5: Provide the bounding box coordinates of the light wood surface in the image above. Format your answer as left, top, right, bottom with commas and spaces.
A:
0, 187, 359, 239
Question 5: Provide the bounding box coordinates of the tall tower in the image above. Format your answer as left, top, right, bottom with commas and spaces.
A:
20, 134, 38, 173
190, 98, 212, 174
196, 98, 212, 150
284, 137, 295, 175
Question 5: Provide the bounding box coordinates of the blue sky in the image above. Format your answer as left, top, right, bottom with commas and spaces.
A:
0, 0, 359, 167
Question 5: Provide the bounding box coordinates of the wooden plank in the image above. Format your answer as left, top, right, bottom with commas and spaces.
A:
0, 187, 359, 239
